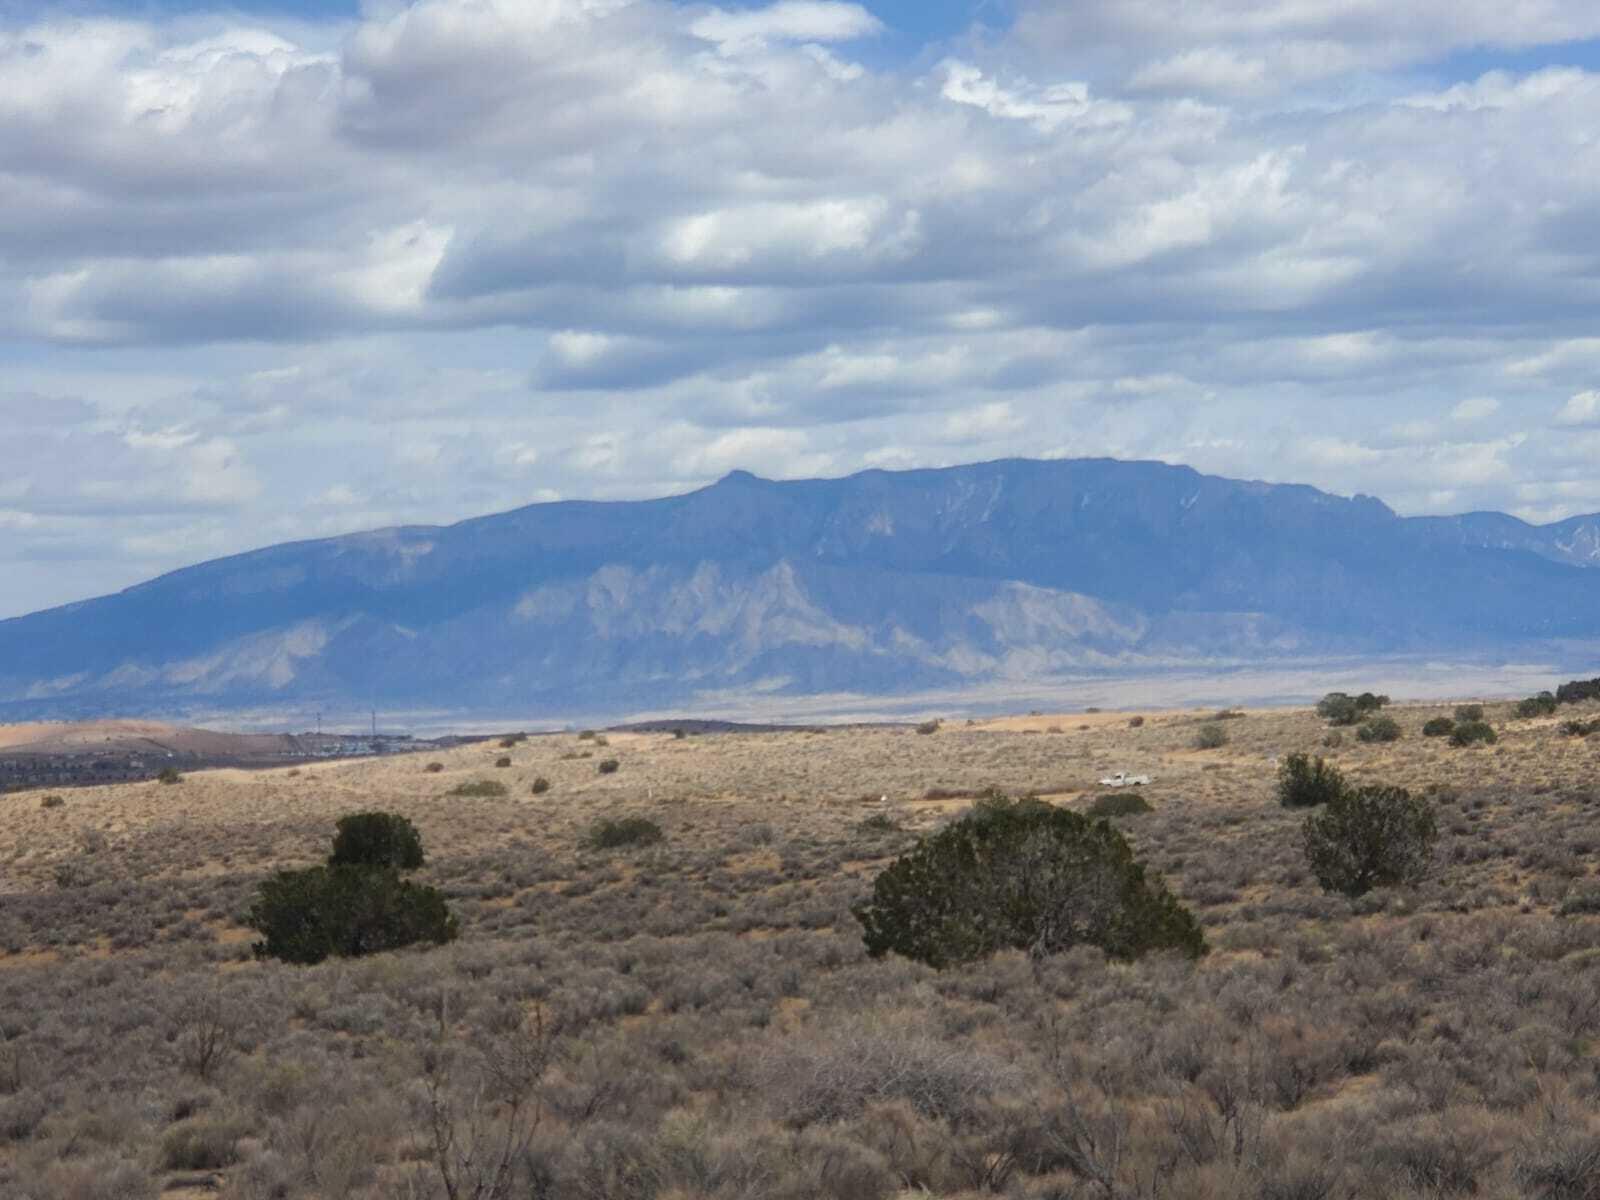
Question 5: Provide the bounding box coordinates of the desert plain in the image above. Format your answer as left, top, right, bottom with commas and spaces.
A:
2, 697, 1600, 1198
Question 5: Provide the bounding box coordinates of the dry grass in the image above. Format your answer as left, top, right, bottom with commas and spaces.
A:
1, 698, 1599, 1197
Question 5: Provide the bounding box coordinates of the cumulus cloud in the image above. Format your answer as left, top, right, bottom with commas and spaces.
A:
1555, 390, 1600, 428
1451, 397, 1501, 423
2, 0, 1600, 616
1015, 0, 1600, 94
690, 2, 884, 53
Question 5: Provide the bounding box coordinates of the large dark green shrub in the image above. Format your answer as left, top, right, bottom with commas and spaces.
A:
1451, 721, 1497, 747
853, 794, 1205, 969
1316, 691, 1387, 725
1316, 693, 1361, 726
246, 866, 458, 964
1357, 715, 1402, 744
329, 812, 424, 870
1302, 785, 1437, 897
1422, 717, 1455, 738
1194, 723, 1228, 749
249, 811, 456, 965
1557, 678, 1600, 705
1276, 753, 1346, 809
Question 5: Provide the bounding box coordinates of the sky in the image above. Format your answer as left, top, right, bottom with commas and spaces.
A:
5, 1, 1600, 618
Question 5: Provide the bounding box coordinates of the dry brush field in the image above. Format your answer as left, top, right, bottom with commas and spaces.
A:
3, 698, 1600, 1199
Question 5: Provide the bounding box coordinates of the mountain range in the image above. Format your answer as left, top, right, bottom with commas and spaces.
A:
2, 457, 1597, 721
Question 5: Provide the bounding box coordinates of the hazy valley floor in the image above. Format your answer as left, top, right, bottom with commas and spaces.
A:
3, 699, 1600, 1197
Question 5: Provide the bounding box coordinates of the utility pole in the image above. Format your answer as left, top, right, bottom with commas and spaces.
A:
371, 710, 377, 740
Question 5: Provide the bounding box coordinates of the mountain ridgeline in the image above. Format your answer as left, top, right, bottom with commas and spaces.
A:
3, 458, 1598, 719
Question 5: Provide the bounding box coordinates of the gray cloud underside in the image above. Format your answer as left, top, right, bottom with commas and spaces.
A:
4, 0, 1600, 616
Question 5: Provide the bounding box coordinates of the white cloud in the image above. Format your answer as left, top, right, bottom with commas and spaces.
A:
1128, 47, 1268, 96
1555, 390, 1600, 428
942, 402, 1025, 442
690, 2, 883, 53
1015, 0, 1600, 94
676, 427, 834, 478
939, 60, 1131, 131
4, 0, 1600, 615
1401, 67, 1599, 112
1452, 397, 1500, 423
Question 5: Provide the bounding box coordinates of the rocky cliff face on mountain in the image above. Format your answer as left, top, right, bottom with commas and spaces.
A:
2, 458, 1597, 719
1410, 511, 1600, 569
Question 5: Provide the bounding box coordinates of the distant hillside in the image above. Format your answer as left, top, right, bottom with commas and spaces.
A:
2, 457, 1597, 719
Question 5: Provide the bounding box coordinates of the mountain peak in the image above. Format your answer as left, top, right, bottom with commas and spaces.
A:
1, 456, 1598, 721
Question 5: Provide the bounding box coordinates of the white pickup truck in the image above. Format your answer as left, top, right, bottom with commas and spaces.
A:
1098, 771, 1154, 788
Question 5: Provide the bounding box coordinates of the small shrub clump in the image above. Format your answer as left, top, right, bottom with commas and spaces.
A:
584, 816, 664, 850
1086, 792, 1153, 818
494, 756, 512, 768
424, 761, 444, 773
1317, 692, 1388, 726
1317, 694, 1360, 726
853, 793, 1205, 969
1303, 785, 1438, 897
1277, 753, 1346, 809
328, 812, 424, 870
597, 758, 620, 775
1562, 719, 1600, 738
1422, 717, 1456, 738
448, 779, 508, 798
1558, 888, 1600, 916
1451, 721, 1498, 748
1357, 715, 1402, 743
1128, 715, 1145, 728
39, 794, 63, 809
914, 719, 940, 736
1194, 723, 1228, 750
1517, 692, 1559, 718
161, 1116, 245, 1170
157, 767, 183, 785
530, 776, 551, 794
857, 813, 902, 834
